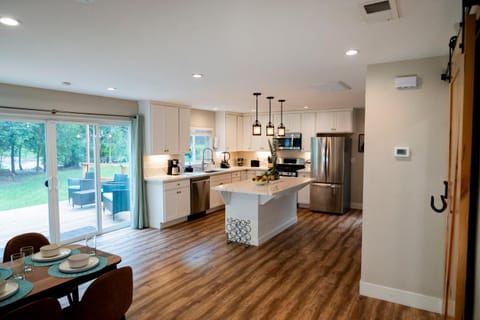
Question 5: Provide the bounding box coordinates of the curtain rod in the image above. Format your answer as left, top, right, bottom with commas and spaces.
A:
0, 105, 136, 119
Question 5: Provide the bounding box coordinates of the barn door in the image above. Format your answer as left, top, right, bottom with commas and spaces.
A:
442, 13, 476, 320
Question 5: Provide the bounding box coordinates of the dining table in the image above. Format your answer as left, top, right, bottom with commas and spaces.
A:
0, 244, 121, 314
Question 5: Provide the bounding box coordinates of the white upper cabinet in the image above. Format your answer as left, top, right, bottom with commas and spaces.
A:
139, 101, 190, 155
216, 112, 241, 151
242, 115, 253, 151
300, 112, 316, 151
274, 113, 301, 133
316, 110, 353, 133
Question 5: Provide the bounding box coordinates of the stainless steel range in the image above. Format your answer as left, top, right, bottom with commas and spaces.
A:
276, 158, 305, 177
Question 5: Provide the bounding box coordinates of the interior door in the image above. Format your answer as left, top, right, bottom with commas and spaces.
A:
442, 13, 476, 320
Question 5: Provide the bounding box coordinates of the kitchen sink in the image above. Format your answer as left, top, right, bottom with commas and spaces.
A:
203, 169, 224, 173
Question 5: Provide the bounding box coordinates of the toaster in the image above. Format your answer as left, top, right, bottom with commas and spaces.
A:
250, 160, 260, 167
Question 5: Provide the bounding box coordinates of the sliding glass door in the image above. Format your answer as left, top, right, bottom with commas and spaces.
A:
0, 117, 131, 247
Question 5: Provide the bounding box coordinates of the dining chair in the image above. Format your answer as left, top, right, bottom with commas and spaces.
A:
0, 297, 62, 320
63, 266, 133, 320
2, 232, 49, 263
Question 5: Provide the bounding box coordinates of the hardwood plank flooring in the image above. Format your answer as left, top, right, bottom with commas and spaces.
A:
90, 208, 440, 320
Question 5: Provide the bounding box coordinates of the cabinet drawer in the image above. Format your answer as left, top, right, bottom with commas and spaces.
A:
210, 173, 232, 185
231, 171, 241, 179
164, 179, 190, 191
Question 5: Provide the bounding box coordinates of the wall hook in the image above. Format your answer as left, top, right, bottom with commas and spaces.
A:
430, 180, 448, 213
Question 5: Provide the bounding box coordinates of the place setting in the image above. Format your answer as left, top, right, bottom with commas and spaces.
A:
26, 244, 80, 267
0, 251, 34, 308
48, 235, 107, 278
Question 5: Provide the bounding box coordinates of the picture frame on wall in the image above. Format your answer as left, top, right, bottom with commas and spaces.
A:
358, 134, 364, 153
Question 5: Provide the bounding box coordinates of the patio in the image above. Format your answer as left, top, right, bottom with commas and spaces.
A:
0, 199, 130, 251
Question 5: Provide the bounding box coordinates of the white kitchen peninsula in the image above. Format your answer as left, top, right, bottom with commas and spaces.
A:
213, 177, 313, 246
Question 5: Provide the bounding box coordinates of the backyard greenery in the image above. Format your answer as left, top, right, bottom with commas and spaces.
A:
0, 165, 124, 211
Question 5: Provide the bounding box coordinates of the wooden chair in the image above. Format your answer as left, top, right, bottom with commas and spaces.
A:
2, 232, 49, 263
1, 297, 62, 320
64, 266, 133, 320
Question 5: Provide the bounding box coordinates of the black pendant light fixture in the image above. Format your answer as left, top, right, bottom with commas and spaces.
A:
277, 99, 286, 137
266, 96, 275, 136
252, 92, 262, 136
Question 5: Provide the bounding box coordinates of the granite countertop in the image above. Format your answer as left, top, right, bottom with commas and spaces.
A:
212, 177, 314, 196
145, 166, 269, 182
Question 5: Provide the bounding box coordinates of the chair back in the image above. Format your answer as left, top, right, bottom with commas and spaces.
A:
77, 266, 133, 320
3, 232, 49, 263
1, 297, 62, 320
79, 178, 95, 191
113, 174, 128, 183
85, 171, 95, 179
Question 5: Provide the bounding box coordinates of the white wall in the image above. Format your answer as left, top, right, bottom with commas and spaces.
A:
361, 56, 449, 313
0, 83, 137, 116
351, 109, 365, 208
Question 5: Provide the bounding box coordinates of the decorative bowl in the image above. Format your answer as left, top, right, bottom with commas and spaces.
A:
40, 244, 60, 257
67, 253, 90, 268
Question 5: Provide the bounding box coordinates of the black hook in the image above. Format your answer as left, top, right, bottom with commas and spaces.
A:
430, 180, 448, 213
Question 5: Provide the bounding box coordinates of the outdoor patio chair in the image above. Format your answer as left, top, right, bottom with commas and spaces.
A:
62, 266, 133, 320
2, 232, 49, 263
1, 297, 62, 320
72, 178, 96, 208
67, 178, 81, 204
102, 182, 130, 220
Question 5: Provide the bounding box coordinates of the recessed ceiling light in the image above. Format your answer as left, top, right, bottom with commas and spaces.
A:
192, 73, 203, 78
61, 81, 72, 86
345, 49, 359, 56
0, 17, 21, 26
107, 87, 116, 91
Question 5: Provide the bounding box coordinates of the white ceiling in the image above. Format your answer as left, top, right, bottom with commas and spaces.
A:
0, 0, 460, 112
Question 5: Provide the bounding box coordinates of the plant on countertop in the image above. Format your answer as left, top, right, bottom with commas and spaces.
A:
266, 139, 280, 180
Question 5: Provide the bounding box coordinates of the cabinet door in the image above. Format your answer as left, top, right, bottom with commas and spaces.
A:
240, 171, 248, 181
236, 116, 243, 151
149, 106, 166, 155
242, 115, 253, 151
284, 113, 301, 133
163, 106, 179, 154
334, 111, 353, 132
301, 113, 316, 151
225, 114, 237, 151
164, 189, 179, 222
176, 187, 191, 218
297, 172, 310, 205
316, 112, 335, 132
178, 108, 191, 154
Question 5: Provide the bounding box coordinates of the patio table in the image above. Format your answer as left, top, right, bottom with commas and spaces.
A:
0, 244, 121, 314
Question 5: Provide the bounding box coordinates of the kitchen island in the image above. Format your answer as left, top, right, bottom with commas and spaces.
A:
213, 177, 313, 246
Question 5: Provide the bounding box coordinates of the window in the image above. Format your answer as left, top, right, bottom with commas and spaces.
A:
185, 128, 213, 164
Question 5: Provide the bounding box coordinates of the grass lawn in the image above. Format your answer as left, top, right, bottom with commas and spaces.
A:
0, 165, 125, 211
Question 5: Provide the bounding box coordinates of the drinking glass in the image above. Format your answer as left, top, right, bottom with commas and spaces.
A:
10, 252, 25, 280
20, 246, 34, 272
85, 234, 96, 256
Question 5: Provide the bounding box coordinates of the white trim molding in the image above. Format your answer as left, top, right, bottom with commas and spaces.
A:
359, 280, 442, 313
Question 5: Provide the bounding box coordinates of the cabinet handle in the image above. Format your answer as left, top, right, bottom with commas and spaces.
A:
177, 191, 181, 194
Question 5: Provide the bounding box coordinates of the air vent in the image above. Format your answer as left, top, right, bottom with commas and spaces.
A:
360, 0, 399, 23
364, 1, 390, 14
312, 81, 352, 92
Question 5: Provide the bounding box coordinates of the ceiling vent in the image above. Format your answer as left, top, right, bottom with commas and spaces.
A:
312, 81, 352, 92
359, 0, 399, 23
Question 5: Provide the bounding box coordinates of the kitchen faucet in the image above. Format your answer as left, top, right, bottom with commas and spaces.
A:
202, 147, 215, 171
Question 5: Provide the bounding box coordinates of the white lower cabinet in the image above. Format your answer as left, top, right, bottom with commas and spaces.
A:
240, 170, 248, 181
231, 171, 241, 182
210, 173, 232, 209
147, 179, 190, 228
297, 172, 311, 207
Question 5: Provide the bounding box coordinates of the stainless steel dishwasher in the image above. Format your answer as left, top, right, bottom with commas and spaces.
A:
190, 176, 210, 218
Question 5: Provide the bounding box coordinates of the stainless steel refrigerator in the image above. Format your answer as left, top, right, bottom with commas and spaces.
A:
310, 135, 351, 214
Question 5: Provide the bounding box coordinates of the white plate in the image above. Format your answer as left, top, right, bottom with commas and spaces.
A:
58, 256, 99, 274
0, 282, 19, 301
32, 248, 72, 262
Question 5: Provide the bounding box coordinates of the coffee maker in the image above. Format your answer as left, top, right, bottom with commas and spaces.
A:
220, 152, 230, 168
168, 159, 180, 175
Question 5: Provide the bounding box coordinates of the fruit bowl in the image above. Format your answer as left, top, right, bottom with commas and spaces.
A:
251, 175, 269, 185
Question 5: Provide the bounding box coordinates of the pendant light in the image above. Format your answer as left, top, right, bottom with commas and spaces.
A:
277, 99, 286, 137
252, 92, 262, 136
266, 96, 275, 136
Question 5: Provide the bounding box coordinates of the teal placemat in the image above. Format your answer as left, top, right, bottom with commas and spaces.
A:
48, 256, 107, 278
0, 268, 12, 280
0, 280, 33, 308
26, 248, 80, 267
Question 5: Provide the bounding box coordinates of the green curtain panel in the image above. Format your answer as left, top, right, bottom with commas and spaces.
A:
131, 114, 149, 228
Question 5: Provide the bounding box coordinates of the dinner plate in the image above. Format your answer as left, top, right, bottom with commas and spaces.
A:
32, 248, 72, 262
58, 256, 99, 274
0, 281, 19, 301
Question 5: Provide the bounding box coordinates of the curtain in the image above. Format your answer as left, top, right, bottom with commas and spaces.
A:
131, 114, 149, 228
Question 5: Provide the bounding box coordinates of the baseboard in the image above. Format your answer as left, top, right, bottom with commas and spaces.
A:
350, 202, 363, 209
359, 280, 442, 313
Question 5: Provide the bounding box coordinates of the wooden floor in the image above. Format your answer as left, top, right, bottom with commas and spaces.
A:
92, 208, 440, 320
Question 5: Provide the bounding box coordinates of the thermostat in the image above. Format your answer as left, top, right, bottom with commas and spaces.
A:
394, 147, 410, 158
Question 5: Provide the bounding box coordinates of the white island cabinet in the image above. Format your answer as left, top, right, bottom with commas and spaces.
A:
214, 177, 313, 246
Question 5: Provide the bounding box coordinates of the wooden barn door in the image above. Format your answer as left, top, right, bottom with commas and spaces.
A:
442, 13, 476, 320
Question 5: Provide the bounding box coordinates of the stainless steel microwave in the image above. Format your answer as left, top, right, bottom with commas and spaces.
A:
274, 133, 302, 150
